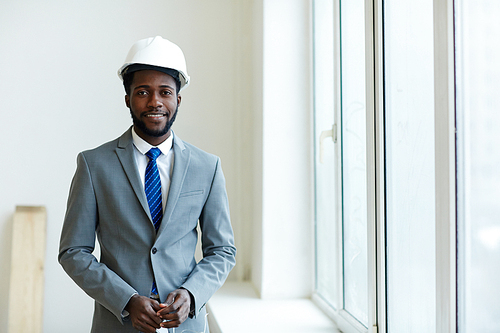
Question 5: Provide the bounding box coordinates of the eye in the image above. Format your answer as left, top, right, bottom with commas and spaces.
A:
161, 90, 173, 96
137, 90, 148, 96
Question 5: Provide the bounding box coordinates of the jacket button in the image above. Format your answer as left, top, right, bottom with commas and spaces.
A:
152, 247, 157, 254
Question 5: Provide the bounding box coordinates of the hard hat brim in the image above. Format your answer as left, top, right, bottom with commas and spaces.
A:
118, 63, 190, 91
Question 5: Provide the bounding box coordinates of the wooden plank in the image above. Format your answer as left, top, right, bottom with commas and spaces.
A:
8, 206, 47, 333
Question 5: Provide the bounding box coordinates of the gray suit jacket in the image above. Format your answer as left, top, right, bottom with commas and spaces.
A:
59, 128, 236, 332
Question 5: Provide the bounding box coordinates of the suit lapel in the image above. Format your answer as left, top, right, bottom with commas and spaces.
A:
157, 133, 191, 235
115, 128, 152, 222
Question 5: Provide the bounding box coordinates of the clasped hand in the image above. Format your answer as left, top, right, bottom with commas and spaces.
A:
125, 288, 191, 333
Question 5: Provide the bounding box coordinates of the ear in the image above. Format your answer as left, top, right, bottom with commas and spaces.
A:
177, 94, 182, 107
125, 95, 130, 108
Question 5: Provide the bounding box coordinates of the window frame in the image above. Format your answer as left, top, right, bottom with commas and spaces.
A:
433, 0, 457, 332
312, 0, 376, 332
313, 0, 458, 332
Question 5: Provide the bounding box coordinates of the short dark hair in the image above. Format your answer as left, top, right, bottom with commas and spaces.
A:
122, 65, 181, 95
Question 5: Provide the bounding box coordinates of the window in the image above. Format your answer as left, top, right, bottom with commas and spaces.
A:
383, 0, 436, 331
313, 0, 500, 332
314, 0, 339, 311
313, 0, 368, 331
456, 1, 500, 331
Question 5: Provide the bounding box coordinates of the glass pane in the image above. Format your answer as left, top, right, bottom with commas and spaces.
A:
384, 0, 436, 332
314, 0, 339, 309
456, 1, 500, 332
340, 0, 368, 326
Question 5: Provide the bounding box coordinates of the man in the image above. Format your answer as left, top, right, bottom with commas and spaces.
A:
59, 36, 236, 333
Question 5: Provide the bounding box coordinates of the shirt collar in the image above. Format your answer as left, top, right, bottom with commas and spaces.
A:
131, 127, 173, 156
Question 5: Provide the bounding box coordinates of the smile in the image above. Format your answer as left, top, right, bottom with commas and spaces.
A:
144, 113, 166, 118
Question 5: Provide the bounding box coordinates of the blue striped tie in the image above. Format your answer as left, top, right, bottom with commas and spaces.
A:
145, 148, 162, 297
145, 148, 163, 231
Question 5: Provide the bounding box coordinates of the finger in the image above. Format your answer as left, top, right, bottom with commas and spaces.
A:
159, 302, 189, 323
159, 313, 184, 329
159, 309, 189, 329
157, 306, 171, 317
160, 319, 182, 329
158, 295, 185, 316
165, 292, 176, 307
150, 299, 162, 312
137, 312, 162, 329
149, 313, 163, 326
135, 321, 158, 333
142, 300, 162, 325
136, 303, 163, 327
158, 294, 180, 315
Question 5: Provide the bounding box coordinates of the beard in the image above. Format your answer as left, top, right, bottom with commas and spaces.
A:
130, 106, 178, 137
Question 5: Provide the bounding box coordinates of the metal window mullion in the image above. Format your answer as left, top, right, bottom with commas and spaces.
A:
334, 0, 345, 317
365, 0, 386, 332
433, 0, 458, 332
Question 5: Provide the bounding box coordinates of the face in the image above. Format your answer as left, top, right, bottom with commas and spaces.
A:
125, 70, 182, 146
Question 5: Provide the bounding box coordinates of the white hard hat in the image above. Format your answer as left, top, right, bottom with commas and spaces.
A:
118, 36, 190, 90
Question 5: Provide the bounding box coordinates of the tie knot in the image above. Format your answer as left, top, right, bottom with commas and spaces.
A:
146, 148, 162, 161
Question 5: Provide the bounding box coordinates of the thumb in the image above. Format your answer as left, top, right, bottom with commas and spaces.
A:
164, 291, 177, 307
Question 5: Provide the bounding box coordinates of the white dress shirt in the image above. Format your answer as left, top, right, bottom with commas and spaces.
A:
131, 128, 174, 212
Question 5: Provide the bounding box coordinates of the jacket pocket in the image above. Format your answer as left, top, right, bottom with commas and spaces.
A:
178, 189, 204, 198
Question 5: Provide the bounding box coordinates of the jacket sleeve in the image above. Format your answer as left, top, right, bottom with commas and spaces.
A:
58, 152, 137, 324
180, 157, 237, 317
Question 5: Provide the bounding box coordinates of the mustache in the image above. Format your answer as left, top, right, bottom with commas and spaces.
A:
141, 108, 168, 116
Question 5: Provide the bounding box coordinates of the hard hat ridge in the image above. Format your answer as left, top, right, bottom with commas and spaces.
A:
118, 36, 190, 91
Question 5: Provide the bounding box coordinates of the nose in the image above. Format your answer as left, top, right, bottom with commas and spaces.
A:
148, 92, 163, 109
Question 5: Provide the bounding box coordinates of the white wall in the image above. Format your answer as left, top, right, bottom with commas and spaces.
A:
0, 0, 315, 331
258, 0, 314, 299
0, 1, 254, 332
